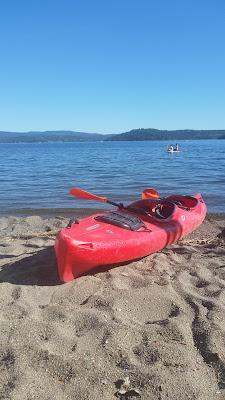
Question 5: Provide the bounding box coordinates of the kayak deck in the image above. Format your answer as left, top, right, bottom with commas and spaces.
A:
55, 193, 207, 282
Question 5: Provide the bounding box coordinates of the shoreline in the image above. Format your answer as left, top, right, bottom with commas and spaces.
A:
0, 207, 104, 218
0, 207, 225, 220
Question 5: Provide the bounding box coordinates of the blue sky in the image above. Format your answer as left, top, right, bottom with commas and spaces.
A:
0, 0, 225, 133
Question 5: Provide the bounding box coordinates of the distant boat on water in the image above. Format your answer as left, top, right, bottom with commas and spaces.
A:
167, 144, 181, 153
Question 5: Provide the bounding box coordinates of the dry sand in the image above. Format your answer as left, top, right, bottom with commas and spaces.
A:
0, 212, 225, 400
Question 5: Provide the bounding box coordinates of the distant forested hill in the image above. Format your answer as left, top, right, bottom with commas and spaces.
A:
106, 128, 225, 141
0, 130, 104, 143
0, 128, 225, 143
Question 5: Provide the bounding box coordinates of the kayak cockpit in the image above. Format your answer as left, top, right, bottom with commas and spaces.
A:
127, 198, 176, 220
127, 195, 199, 221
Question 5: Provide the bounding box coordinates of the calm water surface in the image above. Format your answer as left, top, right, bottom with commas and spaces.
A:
0, 140, 224, 213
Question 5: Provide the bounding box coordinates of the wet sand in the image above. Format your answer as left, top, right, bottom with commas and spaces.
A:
0, 211, 225, 399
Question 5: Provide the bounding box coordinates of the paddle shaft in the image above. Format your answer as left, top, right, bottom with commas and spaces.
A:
107, 200, 124, 208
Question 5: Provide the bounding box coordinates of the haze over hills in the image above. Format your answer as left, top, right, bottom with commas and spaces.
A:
0, 128, 225, 143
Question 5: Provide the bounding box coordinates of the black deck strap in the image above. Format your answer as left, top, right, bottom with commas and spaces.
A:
95, 211, 147, 231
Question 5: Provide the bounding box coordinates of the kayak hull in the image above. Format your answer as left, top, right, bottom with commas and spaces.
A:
55, 193, 206, 282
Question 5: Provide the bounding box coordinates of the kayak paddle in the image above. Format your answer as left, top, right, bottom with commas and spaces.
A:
141, 188, 159, 199
69, 188, 123, 208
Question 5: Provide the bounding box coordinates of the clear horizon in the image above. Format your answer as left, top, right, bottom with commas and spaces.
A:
0, 0, 225, 133
1, 127, 225, 135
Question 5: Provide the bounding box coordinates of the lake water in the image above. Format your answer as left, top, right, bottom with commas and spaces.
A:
0, 139, 224, 214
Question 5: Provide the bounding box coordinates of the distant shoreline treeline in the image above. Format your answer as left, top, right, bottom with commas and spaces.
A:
0, 128, 225, 143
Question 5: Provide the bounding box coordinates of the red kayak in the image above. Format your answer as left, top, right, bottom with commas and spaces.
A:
55, 193, 206, 282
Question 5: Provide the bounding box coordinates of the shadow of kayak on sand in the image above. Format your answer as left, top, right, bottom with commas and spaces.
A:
0, 246, 130, 286
0, 247, 61, 286
0, 246, 148, 286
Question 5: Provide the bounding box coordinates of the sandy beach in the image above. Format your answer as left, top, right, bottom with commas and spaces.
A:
0, 211, 225, 400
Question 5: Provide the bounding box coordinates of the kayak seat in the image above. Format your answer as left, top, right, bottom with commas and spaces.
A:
155, 204, 175, 219
128, 199, 175, 220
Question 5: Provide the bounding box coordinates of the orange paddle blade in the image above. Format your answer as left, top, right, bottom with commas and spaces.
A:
141, 188, 159, 200
69, 188, 107, 202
